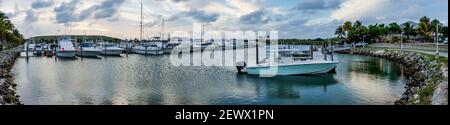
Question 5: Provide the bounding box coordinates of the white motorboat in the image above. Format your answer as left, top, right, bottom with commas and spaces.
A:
76, 41, 101, 57
56, 37, 76, 58
97, 43, 124, 56
162, 42, 180, 54
33, 44, 43, 56
236, 49, 338, 76
133, 42, 164, 55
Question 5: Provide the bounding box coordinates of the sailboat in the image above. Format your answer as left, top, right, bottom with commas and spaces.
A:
132, 2, 164, 55
133, 42, 164, 55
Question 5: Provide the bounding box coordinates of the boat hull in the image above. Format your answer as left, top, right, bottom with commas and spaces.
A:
163, 48, 174, 54
246, 61, 338, 76
133, 49, 164, 55
76, 51, 100, 57
99, 50, 123, 56
56, 51, 76, 58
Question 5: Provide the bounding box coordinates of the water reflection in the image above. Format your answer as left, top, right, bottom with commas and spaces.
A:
14, 51, 405, 105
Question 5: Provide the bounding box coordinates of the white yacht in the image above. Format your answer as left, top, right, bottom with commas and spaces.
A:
76, 41, 101, 57
133, 42, 164, 55
236, 49, 338, 76
33, 44, 43, 56
97, 43, 124, 56
162, 42, 180, 54
56, 37, 76, 58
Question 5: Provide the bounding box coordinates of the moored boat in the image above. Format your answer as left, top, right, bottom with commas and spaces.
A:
133, 42, 164, 55
56, 37, 76, 58
236, 49, 338, 76
76, 41, 101, 57
97, 43, 124, 56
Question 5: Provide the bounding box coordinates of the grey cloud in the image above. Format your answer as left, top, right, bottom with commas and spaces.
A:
291, 0, 342, 13
184, 9, 219, 22
171, 0, 188, 2
32, 0, 54, 9
54, 0, 125, 24
156, 0, 188, 3
93, 0, 125, 19
165, 9, 219, 23
279, 19, 342, 39
6, 3, 20, 18
240, 8, 272, 24
25, 9, 39, 23
145, 20, 161, 28
54, 0, 80, 23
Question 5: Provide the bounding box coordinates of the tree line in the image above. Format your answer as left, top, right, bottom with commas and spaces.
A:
0, 11, 25, 50
335, 16, 448, 44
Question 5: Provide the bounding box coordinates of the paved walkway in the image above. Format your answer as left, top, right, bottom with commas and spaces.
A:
381, 48, 448, 58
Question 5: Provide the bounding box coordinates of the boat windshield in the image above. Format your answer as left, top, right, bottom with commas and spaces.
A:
81, 43, 95, 47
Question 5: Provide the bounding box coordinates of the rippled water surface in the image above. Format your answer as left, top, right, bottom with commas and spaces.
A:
14, 48, 405, 105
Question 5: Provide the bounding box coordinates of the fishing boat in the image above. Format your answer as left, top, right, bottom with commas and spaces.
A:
236, 49, 338, 76
56, 37, 76, 58
133, 42, 164, 55
97, 42, 124, 56
76, 41, 101, 57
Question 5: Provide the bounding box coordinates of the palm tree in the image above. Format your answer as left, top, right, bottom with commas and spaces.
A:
441, 26, 448, 39
377, 24, 388, 43
342, 21, 352, 43
401, 22, 416, 41
417, 16, 432, 42
1, 11, 24, 49
335, 26, 345, 44
1, 13, 13, 44
388, 23, 402, 35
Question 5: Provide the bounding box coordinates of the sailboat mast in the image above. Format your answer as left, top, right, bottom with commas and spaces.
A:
162, 18, 165, 41
140, 2, 143, 42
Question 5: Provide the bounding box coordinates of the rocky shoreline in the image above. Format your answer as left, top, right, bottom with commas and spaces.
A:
337, 48, 448, 105
0, 48, 21, 105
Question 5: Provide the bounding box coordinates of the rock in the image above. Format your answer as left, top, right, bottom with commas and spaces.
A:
0, 48, 21, 105
432, 80, 448, 105
413, 94, 419, 100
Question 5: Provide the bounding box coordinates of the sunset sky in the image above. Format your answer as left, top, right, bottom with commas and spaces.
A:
0, 0, 448, 39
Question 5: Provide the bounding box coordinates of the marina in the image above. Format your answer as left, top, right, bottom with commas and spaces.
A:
1, 0, 447, 107
13, 46, 406, 105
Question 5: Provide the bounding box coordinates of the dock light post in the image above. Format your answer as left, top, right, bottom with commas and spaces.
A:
436, 23, 439, 57
310, 45, 313, 60
324, 43, 327, 61
401, 32, 403, 52
256, 39, 259, 64
330, 38, 334, 61
362, 35, 365, 48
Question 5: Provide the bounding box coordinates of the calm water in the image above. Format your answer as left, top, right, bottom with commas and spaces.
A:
13, 48, 405, 105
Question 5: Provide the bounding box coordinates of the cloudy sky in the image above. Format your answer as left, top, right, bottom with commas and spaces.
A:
0, 0, 448, 39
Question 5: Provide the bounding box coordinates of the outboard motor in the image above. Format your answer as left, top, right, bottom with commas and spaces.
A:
236, 61, 247, 74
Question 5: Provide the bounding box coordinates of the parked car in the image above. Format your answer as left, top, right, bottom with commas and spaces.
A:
354, 42, 368, 47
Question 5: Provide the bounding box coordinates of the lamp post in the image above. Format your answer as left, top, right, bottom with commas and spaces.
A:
436, 23, 439, 57
401, 32, 403, 52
